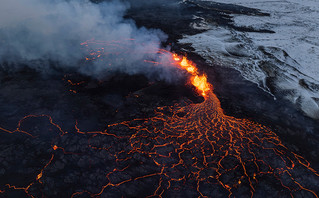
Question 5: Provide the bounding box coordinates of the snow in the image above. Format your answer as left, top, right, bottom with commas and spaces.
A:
179, 0, 319, 119
218, 0, 319, 79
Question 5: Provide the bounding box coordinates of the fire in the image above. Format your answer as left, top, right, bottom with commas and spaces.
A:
172, 54, 210, 97
192, 75, 210, 96
179, 56, 198, 75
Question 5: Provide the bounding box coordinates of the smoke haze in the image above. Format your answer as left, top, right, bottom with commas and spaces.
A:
0, 0, 176, 81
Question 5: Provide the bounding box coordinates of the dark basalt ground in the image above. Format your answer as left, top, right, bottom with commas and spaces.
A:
125, 0, 319, 168
0, 69, 203, 197
0, 0, 318, 197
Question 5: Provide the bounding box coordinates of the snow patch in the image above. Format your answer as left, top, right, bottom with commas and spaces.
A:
179, 0, 319, 119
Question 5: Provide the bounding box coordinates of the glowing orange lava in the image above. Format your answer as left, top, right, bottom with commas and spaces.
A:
0, 43, 318, 197
172, 54, 210, 97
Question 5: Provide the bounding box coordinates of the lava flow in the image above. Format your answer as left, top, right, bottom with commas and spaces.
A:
0, 42, 319, 198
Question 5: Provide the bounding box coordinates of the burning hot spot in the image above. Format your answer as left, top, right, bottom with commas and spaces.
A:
172, 54, 210, 97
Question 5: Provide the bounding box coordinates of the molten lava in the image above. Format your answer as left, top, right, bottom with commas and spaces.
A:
172, 54, 210, 97
0, 41, 318, 197
192, 75, 210, 97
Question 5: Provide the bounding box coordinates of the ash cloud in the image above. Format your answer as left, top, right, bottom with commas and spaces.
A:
0, 0, 178, 81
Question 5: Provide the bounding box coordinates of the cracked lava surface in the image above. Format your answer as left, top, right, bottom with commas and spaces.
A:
0, 46, 318, 197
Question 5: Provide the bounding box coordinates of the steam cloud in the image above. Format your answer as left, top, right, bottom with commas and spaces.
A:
0, 0, 177, 81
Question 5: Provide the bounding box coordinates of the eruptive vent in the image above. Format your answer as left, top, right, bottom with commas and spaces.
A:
0, 41, 318, 197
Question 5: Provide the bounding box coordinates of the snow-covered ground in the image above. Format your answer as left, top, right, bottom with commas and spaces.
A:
180, 0, 319, 119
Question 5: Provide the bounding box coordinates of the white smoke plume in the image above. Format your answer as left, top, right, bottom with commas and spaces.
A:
0, 0, 177, 81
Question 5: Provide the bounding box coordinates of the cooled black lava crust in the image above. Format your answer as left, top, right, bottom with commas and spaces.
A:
0, 1, 318, 197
